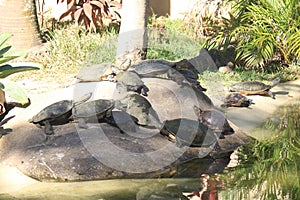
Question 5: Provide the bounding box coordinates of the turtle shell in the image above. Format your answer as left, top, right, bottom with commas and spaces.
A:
115, 93, 161, 127
76, 63, 115, 82
105, 110, 139, 133
116, 71, 149, 96
160, 118, 217, 147
116, 71, 144, 87
131, 59, 176, 77
177, 69, 198, 80
30, 100, 73, 125
193, 106, 234, 135
230, 77, 280, 96
221, 93, 253, 107
72, 99, 114, 121
230, 81, 270, 94
174, 59, 198, 72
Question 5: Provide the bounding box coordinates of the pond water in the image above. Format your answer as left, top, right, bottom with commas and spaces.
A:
0, 100, 299, 200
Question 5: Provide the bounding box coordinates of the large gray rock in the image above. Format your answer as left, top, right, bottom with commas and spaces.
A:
0, 79, 249, 182
188, 48, 218, 72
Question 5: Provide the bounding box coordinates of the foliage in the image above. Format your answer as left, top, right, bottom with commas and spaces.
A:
78, 18, 202, 66
221, 100, 300, 199
0, 33, 40, 106
203, 0, 300, 69
57, 0, 121, 32
17, 16, 300, 87
40, 25, 118, 70
181, 0, 234, 40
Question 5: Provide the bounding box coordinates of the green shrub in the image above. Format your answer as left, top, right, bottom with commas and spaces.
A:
204, 0, 300, 69
0, 33, 40, 107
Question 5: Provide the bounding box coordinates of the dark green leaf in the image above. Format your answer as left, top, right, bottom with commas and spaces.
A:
0, 63, 40, 78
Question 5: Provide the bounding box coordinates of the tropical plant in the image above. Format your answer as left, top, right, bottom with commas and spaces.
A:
204, 0, 300, 69
57, 0, 122, 32
221, 100, 300, 199
0, 33, 40, 109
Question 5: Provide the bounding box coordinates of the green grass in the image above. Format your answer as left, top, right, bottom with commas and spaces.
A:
199, 63, 300, 89
12, 18, 300, 86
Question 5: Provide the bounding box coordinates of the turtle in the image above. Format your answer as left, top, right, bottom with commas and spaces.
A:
130, 59, 177, 77
166, 59, 207, 91
167, 68, 207, 91
160, 118, 219, 148
174, 58, 198, 72
116, 71, 149, 96
229, 77, 281, 99
193, 105, 234, 137
115, 48, 144, 70
221, 93, 253, 108
29, 93, 92, 135
114, 92, 161, 128
72, 99, 114, 129
104, 110, 139, 133
76, 63, 118, 82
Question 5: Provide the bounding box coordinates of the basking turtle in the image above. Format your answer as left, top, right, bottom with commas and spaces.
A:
160, 118, 219, 148
29, 93, 92, 135
221, 93, 253, 108
229, 77, 280, 99
72, 99, 114, 129
76, 63, 118, 82
176, 68, 198, 80
174, 58, 198, 72
116, 71, 149, 96
130, 59, 176, 77
193, 105, 234, 136
115, 92, 161, 128
167, 68, 207, 91
104, 110, 139, 133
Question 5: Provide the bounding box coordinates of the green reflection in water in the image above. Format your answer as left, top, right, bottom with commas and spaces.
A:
220, 99, 300, 200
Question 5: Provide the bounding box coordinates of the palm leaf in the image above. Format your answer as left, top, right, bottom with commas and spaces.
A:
0, 33, 12, 48
0, 62, 40, 78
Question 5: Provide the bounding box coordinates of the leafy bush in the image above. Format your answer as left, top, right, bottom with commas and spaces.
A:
0, 33, 40, 108
204, 0, 300, 69
181, 0, 234, 40
57, 0, 121, 32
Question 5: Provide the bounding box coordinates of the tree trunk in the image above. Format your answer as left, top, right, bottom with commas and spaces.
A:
0, 0, 42, 50
115, 0, 149, 70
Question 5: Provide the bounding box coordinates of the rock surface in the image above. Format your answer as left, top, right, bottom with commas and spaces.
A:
0, 78, 249, 181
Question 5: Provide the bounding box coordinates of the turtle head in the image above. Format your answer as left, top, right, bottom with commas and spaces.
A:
193, 105, 203, 117
270, 77, 281, 87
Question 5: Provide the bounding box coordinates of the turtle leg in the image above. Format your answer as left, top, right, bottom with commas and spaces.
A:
220, 103, 230, 108
43, 120, 54, 135
268, 90, 275, 99
140, 85, 149, 96
212, 141, 221, 151
78, 118, 88, 129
